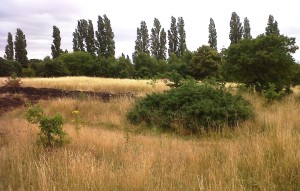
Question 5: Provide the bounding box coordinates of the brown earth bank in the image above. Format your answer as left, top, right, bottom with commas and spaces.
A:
0, 86, 136, 116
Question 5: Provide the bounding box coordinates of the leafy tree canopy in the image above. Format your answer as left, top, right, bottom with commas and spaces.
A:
188, 45, 221, 80
222, 34, 298, 92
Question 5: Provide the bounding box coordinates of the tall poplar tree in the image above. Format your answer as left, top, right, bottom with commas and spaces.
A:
158, 28, 167, 60
51, 25, 62, 58
177, 17, 187, 56
208, 18, 217, 50
96, 15, 105, 56
72, 29, 79, 51
265, 15, 280, 36
86, 20, 96, 56
77, 19, 88, 51
14, 28, 28, 67
134, 21, 150, 56
168, 16, 178, 56
150, 18, 161, 59
134, 28, 142, 57
243, 17, 252, 39
103, 15, 115, 58
95, 15, 115, 58
229, 12, 243, 44
4, 32, 14, 60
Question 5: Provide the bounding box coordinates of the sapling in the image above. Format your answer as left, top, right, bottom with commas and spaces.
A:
25, 104, 69, 148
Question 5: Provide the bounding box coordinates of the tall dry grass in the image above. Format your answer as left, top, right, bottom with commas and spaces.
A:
0, 80, 300, 190
0, 76, 168, 95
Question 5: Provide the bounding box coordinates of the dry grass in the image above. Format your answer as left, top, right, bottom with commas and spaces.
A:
0, 77, 168, 95
1, 79, 300, 190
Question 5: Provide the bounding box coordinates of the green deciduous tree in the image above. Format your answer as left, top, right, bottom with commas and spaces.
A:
51, 26, 62, 59
116, 55, 135, 78
229, 12, 243, 44
208, 18, 217, 51
265, 15, 280, 36
243, 17, 252, 39
168, 16, 178, 57
14, 28, 28, 67
177, 17, 187, 56
133, 52, 158, 78
59, 51, 94, 76
222, 34, 298, 92
188, 45, 221, 80
43, 59, 69, 77
4, 32, 14, 60
0, 57, 22, 76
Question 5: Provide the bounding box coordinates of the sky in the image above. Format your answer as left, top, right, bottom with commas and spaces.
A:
1, 0, 300, 61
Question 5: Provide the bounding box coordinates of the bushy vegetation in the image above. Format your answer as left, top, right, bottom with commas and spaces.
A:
25, 104, 69, 148
262, 83, 287, 104
222, 34, 298, 92
188, 45, 221, 80
4, 73, 22, 87
127, 80, 254, 132
0, 57, 22, 76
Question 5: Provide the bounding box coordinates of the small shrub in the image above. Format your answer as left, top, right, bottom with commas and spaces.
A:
262, 83, 286, 104
5, 73, 22, 87
127, 81, 254, 132
25, 104, 69, 148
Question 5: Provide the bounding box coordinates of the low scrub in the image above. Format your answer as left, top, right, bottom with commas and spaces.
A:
25, 104, 69, 148
127, 81, 254, 132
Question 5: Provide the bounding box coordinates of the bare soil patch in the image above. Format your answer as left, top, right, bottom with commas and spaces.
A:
0, 86, 135, 116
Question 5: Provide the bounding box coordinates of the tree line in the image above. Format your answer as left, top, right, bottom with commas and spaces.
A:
1, 12, 299, 92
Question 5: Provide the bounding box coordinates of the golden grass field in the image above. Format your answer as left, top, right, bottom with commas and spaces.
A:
0, 77, 300, 190
0, 77, 168, 95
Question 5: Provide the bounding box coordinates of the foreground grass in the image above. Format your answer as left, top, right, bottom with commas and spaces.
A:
1, 80, 300, 190
0, 76, 168, 95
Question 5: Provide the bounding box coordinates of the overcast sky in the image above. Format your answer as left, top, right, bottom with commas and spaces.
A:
1, 0, 300, 61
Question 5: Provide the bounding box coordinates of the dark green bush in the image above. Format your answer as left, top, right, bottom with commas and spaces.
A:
127, 81, 254, 131
0, 57, 22, 76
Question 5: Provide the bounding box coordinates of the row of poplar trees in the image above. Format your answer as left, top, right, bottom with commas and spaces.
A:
3, 12, 282, 69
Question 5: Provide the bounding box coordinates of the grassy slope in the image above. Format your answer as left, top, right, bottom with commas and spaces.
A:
0, 77, 300, 191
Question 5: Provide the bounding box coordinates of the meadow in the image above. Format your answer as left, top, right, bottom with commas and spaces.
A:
0, 77, 300, 191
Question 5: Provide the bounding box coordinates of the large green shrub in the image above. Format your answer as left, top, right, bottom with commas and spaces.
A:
127, 81, 254, 131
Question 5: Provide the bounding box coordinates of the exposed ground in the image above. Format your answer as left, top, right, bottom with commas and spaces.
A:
0, 86, 135, 116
